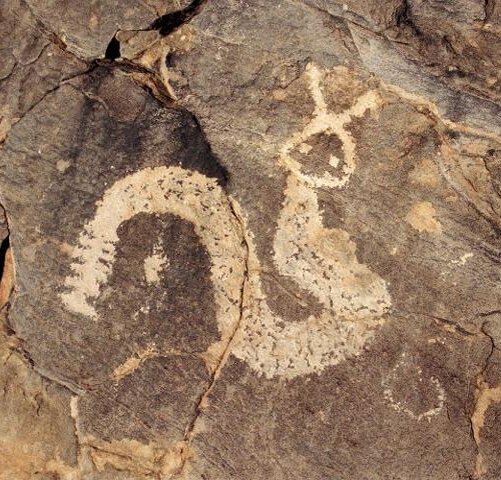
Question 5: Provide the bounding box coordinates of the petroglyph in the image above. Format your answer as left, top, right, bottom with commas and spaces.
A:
60, 166, 246, 370
61, 64, 391, 379
274, 64, 389, 319
2, 0, 500, 475
231, 64, 391, 378
382, 352, 445, 422
278, 64, 382, 189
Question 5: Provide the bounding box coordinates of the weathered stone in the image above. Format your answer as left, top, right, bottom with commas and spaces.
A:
0, 311, 78, 480
24, 0, 192, 59
0, 0, 88, 142
0, 0, 500, 479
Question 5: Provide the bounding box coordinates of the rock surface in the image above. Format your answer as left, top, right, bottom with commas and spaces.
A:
0, 0, 500, 479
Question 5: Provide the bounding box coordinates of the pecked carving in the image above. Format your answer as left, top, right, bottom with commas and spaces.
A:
61, 64, 392, 380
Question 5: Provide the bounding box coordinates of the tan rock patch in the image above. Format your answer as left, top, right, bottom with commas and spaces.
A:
405, 201, 442, 234
408, 158, 440, 188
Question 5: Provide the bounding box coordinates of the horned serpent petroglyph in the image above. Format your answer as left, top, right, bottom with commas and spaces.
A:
61, 64, 392, 379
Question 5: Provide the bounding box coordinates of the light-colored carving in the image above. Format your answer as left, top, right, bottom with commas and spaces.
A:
382, 352, 445, 422
61, 64, 392, 379
278, 64, 381, 189
234, 64, 391, 378
60, 166, 246, 367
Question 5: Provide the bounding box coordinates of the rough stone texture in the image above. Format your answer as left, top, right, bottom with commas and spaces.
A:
24, 0, 193, 59
0, 0, 88, 142
0, 0, 499, 479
